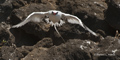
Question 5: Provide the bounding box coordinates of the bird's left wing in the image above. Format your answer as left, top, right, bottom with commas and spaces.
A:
61, 12, 98, 36
12, 12, 49, 28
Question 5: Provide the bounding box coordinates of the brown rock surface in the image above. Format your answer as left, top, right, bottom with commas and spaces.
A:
0, 0, 120, 60
57, 0, 115, 36
105, 0, 120, 30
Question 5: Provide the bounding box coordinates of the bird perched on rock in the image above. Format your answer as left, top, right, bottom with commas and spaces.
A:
12, 10, 98, 41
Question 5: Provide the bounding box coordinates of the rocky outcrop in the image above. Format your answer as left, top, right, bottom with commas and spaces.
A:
0, 22, 14, 46
105, 0, 120, 30
0, 0, 120, 60
0, 0, 14, 22
21, 36, 120, 60
57, 0, 107, 20
1, 36, 120, 60
57, 0, 115, 36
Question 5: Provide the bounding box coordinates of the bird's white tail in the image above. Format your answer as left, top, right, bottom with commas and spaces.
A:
54, 25, 65, 42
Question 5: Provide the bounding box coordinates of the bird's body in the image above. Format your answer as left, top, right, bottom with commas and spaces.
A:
12, 10, 98, 41
49, 15, 60, 23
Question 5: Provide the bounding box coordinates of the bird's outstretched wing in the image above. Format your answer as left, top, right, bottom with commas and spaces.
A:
61, 13, 98, 36
12, 12, 48, 28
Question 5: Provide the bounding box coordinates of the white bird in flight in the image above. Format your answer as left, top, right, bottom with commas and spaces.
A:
12, 10, 98, 41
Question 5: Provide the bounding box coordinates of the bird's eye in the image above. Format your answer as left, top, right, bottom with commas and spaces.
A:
52, 11, 54, 14
56, 12, 58, 14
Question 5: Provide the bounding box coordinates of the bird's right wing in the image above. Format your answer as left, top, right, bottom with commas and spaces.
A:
61, 12, 98, 36
12, 12, 48, 28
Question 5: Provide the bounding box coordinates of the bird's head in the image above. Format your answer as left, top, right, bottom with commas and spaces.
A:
48, 10, 62, 15
52, 11, 58, 15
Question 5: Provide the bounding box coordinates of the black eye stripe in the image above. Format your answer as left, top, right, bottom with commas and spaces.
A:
52, 12, 58, 14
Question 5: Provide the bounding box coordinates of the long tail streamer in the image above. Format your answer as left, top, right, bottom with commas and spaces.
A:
54, 25, 65, 42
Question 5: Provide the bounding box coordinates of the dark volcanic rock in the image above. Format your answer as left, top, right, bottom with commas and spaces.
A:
1, 46, 24, 60
21, 37, 120, 60
105, 0, 120, 30
12, 0, 28, 9
57, 0, 115, 36
57, 0, 107, 20
21, 39, 95, 60
0, 37, 120, 60
91, 36, 120, 60
0, 22, 15, 46
12, 0, 57, 8
0, 0, 15, 22
1, 0, 120, 60
34, 38, 53, 48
